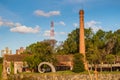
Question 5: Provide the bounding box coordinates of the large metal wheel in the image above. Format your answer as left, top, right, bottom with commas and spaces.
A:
38, 62, 56, 73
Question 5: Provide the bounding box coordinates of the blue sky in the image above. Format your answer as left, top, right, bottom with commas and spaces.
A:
0, 0, 120, 54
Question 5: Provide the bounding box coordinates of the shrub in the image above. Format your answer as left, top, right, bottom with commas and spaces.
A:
72, 53, 85, 73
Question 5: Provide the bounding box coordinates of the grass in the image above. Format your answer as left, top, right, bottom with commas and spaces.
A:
21, 70, 120, 76
21, 70, 77, 76
56, 70, 94, 75
21, 70, 93, 76
0, 63, 2, 79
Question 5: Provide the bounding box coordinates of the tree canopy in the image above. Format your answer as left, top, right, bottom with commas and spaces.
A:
23, 40, 57, 71
23, 27, 120, 72
56, 28, 120, 64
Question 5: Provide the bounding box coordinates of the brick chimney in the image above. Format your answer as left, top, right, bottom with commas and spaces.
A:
79, 10, 85, 55
19, 47, 24, 53
16, 49, 19, 54
16, 47, 25, 54
79, 10, 88, 70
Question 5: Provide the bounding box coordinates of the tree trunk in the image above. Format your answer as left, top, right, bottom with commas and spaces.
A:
110, 64, 112, 72
94, 64, 98, 80
90, 63, 93, 71
100, 62, 103, 72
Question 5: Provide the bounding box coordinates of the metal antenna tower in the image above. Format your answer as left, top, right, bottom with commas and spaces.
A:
50, 21, 54, 39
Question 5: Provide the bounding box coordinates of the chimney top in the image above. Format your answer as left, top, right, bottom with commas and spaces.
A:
79, 10, 84, 15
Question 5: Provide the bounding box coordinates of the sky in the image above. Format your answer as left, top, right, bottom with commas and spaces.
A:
0, 0, 120, 54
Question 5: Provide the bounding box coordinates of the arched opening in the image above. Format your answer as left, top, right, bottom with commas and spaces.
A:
38, 62, 56, 73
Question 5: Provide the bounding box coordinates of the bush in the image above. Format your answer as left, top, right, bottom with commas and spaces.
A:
0, 57, 3, 64
72, 53, 85, 73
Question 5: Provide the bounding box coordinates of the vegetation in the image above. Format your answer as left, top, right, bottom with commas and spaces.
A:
22, 27, 120, 73
10, 62, 14, 74
0, 64, 2, 79
56, 28, 79, 54
72, 53, 85, 73
23, 40, 57, 72
0, 57, 3, 79
57, 28, 120, 54
56, 28, 120, 72
0, 57, 3, 64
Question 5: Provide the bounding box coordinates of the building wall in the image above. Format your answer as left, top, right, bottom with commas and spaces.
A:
6, 61, 23, 74
14, 62, 23, 74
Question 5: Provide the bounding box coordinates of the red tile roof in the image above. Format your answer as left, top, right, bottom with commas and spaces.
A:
4, 54, 29, 62
56, 55, 73, 62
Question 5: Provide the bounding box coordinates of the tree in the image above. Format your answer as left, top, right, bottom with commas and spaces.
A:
0, 57, 3, 64
72, 53, 85, 73
112, 29, 120, 56
57, 28, 93, 54
56, 28, 79, 54
10, 62, 14, 74
105, 54, 115, 72
86, 29, 107, 71
24, 40, 54, 55
23, 40, 57, 72
23, 27, 120, 72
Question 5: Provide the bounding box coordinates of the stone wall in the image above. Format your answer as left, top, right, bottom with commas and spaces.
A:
8, 73, 120, 80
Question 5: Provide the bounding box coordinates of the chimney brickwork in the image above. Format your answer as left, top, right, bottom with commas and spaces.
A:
79, 10, 88, 70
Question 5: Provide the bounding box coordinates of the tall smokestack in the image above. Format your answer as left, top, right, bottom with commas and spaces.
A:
79, 10, 85, 56
79, 10, 88, 70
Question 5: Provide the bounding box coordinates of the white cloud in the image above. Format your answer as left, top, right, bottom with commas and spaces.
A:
0, 17, 21, 27
85, 20, 102, 32
0, 21, 3, 26
10, 25, 40, 34
4, 22, 14, 27
0, 17, 4, 26
73, 23, 78, 28
55, 21, 66, 26
59, 32, 66, 35
15, 23, 22, 27
43, 30, 50, 37
34, 10, 60, 17
43, 30, 66, 38
59, 21, 66, 26
0, 17, 40, 34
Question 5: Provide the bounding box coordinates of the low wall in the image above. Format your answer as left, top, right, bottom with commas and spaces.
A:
8, 73, 120, 80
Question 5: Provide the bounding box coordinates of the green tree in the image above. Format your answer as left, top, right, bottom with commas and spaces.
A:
112, 29, 120, 56
0, 57, 3, 64
56, 27, 120, 72
23, 40, 57, 72
72, 53, 85, 73
10, 62, 14, 74
105, 54, 115, 72
57, 28, 93, 54
86, 29, 107, 71
57, 28, 79, 54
